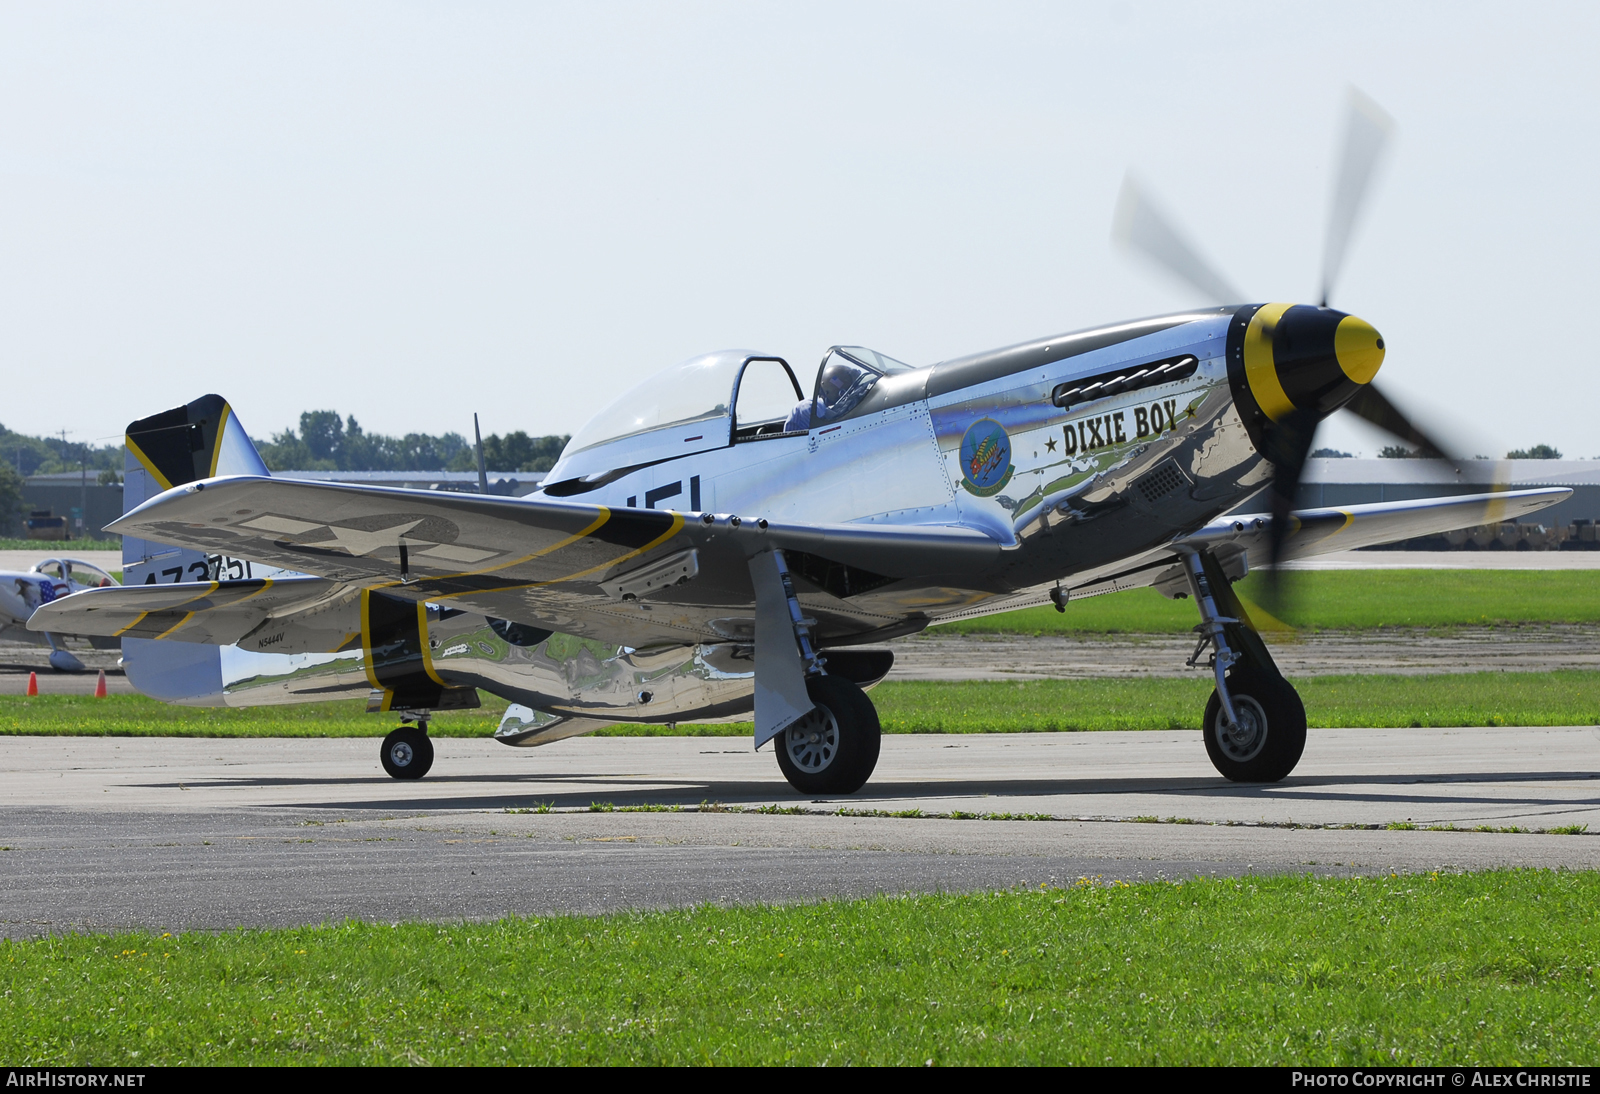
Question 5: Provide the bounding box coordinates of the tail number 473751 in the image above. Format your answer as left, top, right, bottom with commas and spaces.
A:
141, 555, 254, 584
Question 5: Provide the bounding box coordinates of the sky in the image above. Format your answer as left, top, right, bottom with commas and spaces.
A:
1, 2, 1596, 459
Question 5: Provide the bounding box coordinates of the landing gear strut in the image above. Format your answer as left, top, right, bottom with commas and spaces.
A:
752, 548, 883, 796
381, 715, 434, 780
1180, 548, 1306, 783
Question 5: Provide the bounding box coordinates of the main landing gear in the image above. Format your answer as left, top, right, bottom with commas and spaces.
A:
774, 674, 882, 796
1180, 549, 1307, 783
381, 716, 434, 780
753, 547, 883, 796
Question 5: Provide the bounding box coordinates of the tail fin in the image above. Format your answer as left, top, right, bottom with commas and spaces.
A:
121, 394, 269, 585
121, 395, 268, 704
123, 393, 268, 499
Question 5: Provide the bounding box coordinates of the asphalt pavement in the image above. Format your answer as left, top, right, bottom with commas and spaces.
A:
2, 728, 1597, 937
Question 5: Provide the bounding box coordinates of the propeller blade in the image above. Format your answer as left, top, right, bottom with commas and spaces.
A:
1343, 382, 1457, 464
1261, 408, 1322, 603
1113, 175, 1244, 306
1320, 87, 1395, 306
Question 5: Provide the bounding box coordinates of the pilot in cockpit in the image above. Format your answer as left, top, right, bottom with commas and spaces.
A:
784, 355, 877, 433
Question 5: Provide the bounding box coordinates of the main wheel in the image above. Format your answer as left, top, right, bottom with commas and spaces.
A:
1202, 670, 1306, 782
774, 675, 882, 796
381, 725, 434, 780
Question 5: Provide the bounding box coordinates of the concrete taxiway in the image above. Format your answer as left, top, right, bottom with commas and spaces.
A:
2, 728, 1597, 937
0, 551, 122, 573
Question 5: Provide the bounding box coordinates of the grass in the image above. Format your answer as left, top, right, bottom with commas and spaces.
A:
0, 695, 483, 739
946, 570, 1600, 634
0, 537, 117, 551
2, 870, 1596, 1065
502, 804, 1588, 832
3, 671, 1597, 738
857, 673, 1600, 733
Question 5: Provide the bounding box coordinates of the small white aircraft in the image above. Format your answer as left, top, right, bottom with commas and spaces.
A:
31, 92, 1570, 794
0, 557, 121, 671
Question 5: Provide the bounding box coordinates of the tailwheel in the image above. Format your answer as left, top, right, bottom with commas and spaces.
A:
381, 724, 434, 780
1202, 669, 1306, 783
775, 675, 881, 796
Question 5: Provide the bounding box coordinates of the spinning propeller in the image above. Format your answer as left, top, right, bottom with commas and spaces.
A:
1114, 88, 1456, 589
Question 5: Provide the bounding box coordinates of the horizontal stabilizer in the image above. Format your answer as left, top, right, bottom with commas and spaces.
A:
28, 575, 355, 650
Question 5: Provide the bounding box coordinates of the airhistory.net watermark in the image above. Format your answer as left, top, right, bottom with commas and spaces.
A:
4, 1074, 147, 1088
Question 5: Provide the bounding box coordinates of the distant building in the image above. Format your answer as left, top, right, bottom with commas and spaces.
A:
18, 473, 122, 541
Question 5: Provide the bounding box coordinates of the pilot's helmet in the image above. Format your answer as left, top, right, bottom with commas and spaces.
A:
818, 359, 865, 408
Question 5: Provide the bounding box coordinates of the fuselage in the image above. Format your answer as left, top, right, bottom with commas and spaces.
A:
543, 306, 1266, 619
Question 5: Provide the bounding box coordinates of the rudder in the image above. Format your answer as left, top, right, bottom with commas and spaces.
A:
120, 395, 270, 704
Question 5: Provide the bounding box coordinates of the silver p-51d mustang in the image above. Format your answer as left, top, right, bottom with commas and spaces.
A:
32, 94, 1568, 795
32, 323, 1564, 795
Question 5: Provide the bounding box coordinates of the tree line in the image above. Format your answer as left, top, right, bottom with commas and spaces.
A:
252, 412, 568, 474
1, 423, 123, 478
1, 414, 570, 480
0, 414, 570, 528
0, 424, 121, 533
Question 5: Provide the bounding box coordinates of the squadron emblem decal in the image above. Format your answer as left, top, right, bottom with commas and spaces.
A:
958, 418, 1014, 497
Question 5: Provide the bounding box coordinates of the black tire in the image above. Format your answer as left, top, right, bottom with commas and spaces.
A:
774, 675, 882, 796
381, 725, 434, 780
1202, 670, 1306, 782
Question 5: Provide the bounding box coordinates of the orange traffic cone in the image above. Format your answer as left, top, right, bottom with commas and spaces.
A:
94, 670, 108, 698
26, 671, 38, 697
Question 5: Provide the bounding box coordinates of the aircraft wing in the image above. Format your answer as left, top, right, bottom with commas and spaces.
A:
1181, 486, 1573, 563
945, 486, 1576, 612
27, 574, 357, 647
100, 475, 1004, 647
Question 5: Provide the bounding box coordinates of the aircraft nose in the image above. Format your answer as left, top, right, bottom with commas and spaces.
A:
1333, 313, 1384, 384
1236, 303, 1385, 423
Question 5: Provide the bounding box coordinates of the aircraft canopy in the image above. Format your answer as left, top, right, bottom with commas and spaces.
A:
550, 346, 914, 483
30, 558, 119, 590
566, 351, 746, 457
